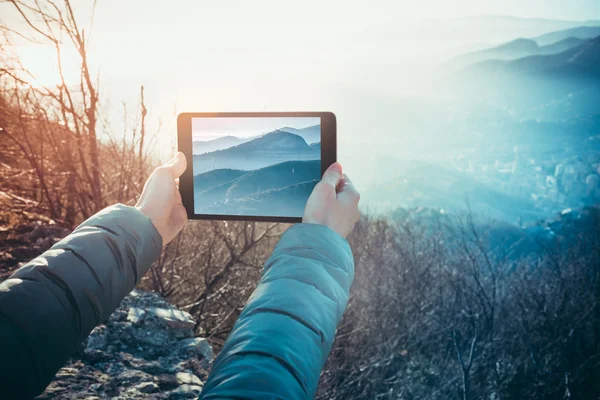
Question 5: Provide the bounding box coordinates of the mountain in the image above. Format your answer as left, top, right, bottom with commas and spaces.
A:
280, 125, 321, 144
225, 159, 319, 199
534, 26, 600, 46
192, 136, 248, 154
445, 35, 588, 72
462, 35, 600, 81
232, 130, 308, 151
542, 37, 586, 54
418, 15, 600, 52
202, 180, 317, 217
193, 160, 320, 214
193, 130, 319, 174
193, 169, 245, 193
500, 36, 600, 77
447, 38, 540, 71
449, 36, 600, 119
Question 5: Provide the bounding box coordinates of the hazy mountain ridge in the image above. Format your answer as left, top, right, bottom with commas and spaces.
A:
192, 136, 249, 154
444, 26, 599, 71
225, 159, 320, 199
280, 125, 321, 144
193, 169, 246, 193
445, 34, 600, 120
193, 130, 320, 174
534, 25, 600, 46
194, 160, 320, 214
202, 180, 318, 217
462, 34, 600, 77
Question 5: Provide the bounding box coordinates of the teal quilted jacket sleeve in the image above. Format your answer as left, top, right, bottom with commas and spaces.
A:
199, 223, 355, 400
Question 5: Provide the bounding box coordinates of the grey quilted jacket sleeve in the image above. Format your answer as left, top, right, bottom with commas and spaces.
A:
0, 204, 162, 399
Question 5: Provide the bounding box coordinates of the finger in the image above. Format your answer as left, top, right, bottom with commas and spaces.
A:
166, 152, 187, 179
338, 174, 360, 205
175, 186, 183, 203
320, 162, 343, 189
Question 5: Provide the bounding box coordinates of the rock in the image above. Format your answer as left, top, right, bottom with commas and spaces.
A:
145, 307, 196, 331
157, 374, 180, 390
134, 381, 159, 393
127, 307, 147, 324
169, 384, 203, 397
37, 289, 212, 399
157, 372, 203, 389
115, 369, 154, 385
177, 337, 213, 360
175, 372, 203, 386
86, 325, 108, 351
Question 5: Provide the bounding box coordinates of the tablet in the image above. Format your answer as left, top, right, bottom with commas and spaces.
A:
177, 112, 336, 223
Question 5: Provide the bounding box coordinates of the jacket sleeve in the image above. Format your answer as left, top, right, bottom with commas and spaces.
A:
0, 204, 162, 399
199, 223, 355, 400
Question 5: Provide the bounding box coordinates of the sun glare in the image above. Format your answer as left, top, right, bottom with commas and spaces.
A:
16, 43, 81, 89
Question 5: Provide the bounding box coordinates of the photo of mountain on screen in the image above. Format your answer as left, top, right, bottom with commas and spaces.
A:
191, 117, 321, 218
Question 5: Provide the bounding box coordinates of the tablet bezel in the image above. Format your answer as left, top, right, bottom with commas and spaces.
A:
177, 111, 336, 223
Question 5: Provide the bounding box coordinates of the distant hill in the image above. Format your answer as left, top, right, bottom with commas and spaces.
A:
202, 180, 317, 217
446, 38, 540, 71
280, 125, 321, 144
445, 35, 588, 72
449, 36, 600, 119
193, 160, 320, 213
192, 136, 248, 154
233, 130, 308, 151
193, 130, 319, 174
534, 26, 600, 46
542, 37, 586, 54
193, 168, 245, 193
225, 159, 320, 199
499, 36, 600, 77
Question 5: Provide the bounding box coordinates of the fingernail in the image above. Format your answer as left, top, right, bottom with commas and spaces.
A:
167, 153, 180, 164
330, 162, 342, 174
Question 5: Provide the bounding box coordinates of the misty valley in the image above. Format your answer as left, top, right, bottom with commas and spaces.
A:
192, 126, 320, 217
357, 27, 600, 232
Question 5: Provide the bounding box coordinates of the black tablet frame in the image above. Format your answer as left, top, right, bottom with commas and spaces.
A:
177, 111, 336, 223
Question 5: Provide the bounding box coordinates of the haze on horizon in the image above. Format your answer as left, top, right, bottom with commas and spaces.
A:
192, 117, 320, 141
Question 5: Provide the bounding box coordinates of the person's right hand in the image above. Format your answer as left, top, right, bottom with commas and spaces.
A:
136, 152, 188, 245
303, 162, 361, 238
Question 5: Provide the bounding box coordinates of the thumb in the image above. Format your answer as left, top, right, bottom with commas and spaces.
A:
166, 152, 187, 179
321, 162, 343, 189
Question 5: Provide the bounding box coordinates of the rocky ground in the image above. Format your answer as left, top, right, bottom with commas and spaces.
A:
36, 289, 213, 399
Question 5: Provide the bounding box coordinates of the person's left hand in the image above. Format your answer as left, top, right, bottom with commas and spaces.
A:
136, 152, 188, 245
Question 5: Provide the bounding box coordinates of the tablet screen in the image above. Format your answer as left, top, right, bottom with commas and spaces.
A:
191, 116, 321, 218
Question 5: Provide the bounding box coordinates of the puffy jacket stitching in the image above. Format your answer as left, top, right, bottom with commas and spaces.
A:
245, 307, 326, 344
36, 265, 83, 342
274, 245, 346, 269
53, 247, 105, 290
265, 250, 349, 275
80, 224, 119, 237
261, 276, 338, 305
222, 350, 310, 396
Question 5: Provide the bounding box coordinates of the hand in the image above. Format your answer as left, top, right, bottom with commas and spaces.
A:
136, 152, 188, 245
303, 162, 361, 238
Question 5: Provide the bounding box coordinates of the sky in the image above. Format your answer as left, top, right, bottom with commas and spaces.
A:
192, 117, 320, 140
1, 0, 599, 169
